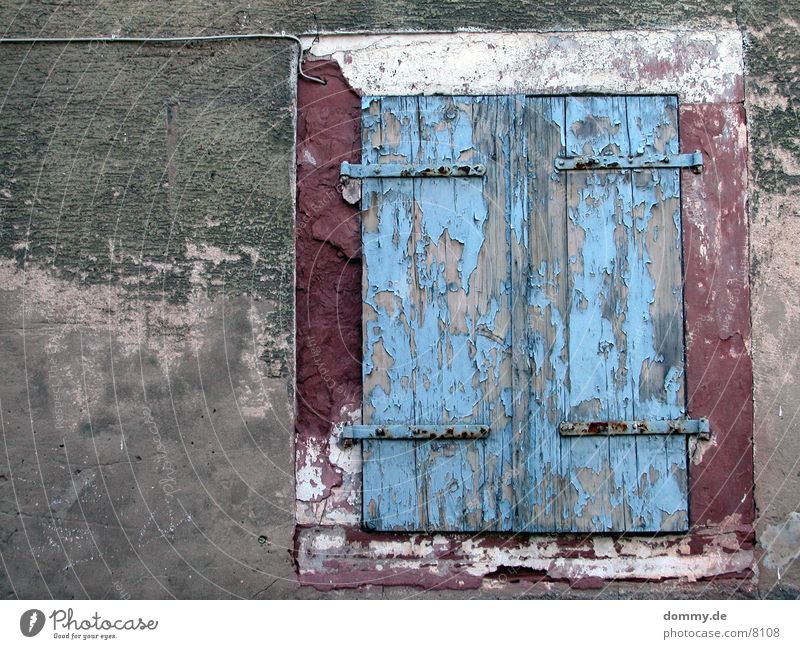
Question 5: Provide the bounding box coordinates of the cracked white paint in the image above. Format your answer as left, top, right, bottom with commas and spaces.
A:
297, 526, 754, 583
296, 406, 361, 525
592, 537, 618, 559
328, 410, 361, 475
296, 440, 327, 501
303, 30, 743, 103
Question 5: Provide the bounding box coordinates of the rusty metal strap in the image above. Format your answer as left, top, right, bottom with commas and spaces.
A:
341, 424, 490, 440
559, 418, 710, 440
340, 162, 486, 179
554, 151, 703, 174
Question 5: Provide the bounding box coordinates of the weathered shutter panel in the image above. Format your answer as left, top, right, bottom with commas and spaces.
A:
521, 95, 689, 532
355, 94, 692, 533
360, 96, 517, 531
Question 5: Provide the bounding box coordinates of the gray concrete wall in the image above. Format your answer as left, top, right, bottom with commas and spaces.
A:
0, 36, 299, 598
0, 0, 798, 598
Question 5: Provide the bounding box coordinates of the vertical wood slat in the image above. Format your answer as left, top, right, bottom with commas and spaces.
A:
428, 96, 474, 529
414, 95, 480, 530
413, 95, 515, 531
473, 96, 516, 530
565, 96, 631, 531
361, 96, 420, 530
625, 96, 688, 531
518, 97, 569, 532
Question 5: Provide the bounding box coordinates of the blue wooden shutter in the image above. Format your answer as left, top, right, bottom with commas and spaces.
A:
350, 94, 695, 533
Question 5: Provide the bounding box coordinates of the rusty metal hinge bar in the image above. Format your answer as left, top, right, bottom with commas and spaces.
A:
341, 424, 491, 440
554, 151, 703, 174
559, 418, 710, 440
340, 162, 486, 179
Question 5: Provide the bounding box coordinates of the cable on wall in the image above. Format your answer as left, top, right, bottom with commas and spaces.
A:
0, 32, 326, 84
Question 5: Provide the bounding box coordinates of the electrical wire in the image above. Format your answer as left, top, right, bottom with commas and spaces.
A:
0, 32, 326, 84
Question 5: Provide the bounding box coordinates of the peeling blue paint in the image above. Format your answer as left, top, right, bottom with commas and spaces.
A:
360, 94, 689, 533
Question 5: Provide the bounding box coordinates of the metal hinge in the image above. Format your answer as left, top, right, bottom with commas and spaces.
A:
559, 418, 710, 440
341, 424, 491, 440
554, 151, 703, 174
339, 162, 486, 180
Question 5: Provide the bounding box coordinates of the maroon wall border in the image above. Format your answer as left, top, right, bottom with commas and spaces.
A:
296, 59, 362, 501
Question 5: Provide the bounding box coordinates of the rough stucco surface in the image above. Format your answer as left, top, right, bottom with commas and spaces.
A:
0, 39, 299, 598
0, 0, 798, 598
743, 4, 800, 599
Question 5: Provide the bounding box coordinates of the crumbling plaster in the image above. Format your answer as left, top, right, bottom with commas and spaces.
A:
300, 30, 743, 102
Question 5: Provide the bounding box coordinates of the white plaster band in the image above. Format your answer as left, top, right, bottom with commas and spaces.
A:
303, 30, 743, 103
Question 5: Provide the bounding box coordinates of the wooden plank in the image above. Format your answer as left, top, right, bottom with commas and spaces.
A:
519, 96, 569, 532
624, 95, 688, 532
564, 96, 631, 532
412, 95, 471, 530
361, 96, 421, 531
412, 95, 512, 531
471, 96, 516, 531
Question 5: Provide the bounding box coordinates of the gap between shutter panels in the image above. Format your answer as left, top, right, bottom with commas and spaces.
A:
356, 95, 695, 534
